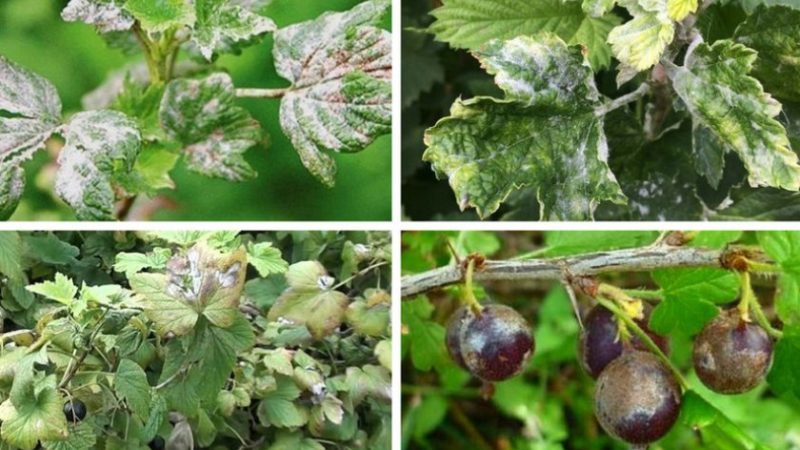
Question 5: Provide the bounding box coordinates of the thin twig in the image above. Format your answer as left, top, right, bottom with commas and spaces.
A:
332, 261, 389, 290
595, 83, 650, 117
402, 246, 738, 298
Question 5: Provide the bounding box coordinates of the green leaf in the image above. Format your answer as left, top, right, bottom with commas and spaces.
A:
160, 73, 260, 181
268, 431, 324, 450
26, 273, 78, 306
410, 394, 448, 439
344, 364, 391, 405
375, 338, 391, 371
192, 0, 276, 60
246, 242, 288, 277
55, 110, 142, 220
650, 268, 738, 335
113, 247, 172, 277
267, 261, 349, 339
607, 2, 674, 71
191, 313, 255, 403
665, 40, 800, 191
541, 231, 657, 257
429, 0, 619, 69
0, 57, 62, 211
0, 231, 24, 282
0, 378, 68, 450
273, 0, 391, 187
61, 0, 134, 33
345, 299, 389, 337
735, 6, 800, 102
23, 233, 80, 265
114, 359, 151, 420
424, 35, 625, 219
42, 420, 97, 450
401, 296, 447, 372
123, 0, 196, 33
767, 327, 800, 400
680, 390, 768, 450
736, 0, 800, 13
256, 375, 307, 428
690, 231, 743, 249
757, 231, 800, 324
712, 187, 800, 220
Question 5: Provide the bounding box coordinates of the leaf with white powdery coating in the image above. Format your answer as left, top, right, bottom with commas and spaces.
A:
666, 40, 800, 191
429, 0, 620, 70
193, 0, 276, 60
607, 1, 674, 71
61, 0, 134, 33
160, 73, 260, 181
0, 57, 62, 215
273, 0, 391, 187
55, 110, 141, 220
735, 6, 800, 102
423, 35, 625, 220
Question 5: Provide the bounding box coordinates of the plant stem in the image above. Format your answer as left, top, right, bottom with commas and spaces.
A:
402, 245, 759, 298
462, 258, 483, 314
595, 83, 651, 117
750, 296, 784, 339
332, 261, 389, 290
622, 289, 664, 301
596, 297, 688, 388
235, 87, 290, 99
738, 272, 753, 322
448, 401, 494, 450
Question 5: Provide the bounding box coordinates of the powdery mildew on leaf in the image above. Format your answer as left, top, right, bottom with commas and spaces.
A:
0, 56, 62, 165
666, 40, 800, 191
273, 0, 391, 187
607, 0, 674, 71
429, 0, 620, 69
55, 110, 141, 220
193, 0, 276, 60
734, 6, 800, 102
423, 36, 626, 220
61, 0, 134, 33
0, 166, 24, 220
160, 73, 260, 181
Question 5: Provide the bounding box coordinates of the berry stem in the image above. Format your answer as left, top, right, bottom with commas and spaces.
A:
621, 289, 664, 300
596, 297, 688, 388
745, 259, 781, 274
737, 272, 753, 322
462, 258, 483, 314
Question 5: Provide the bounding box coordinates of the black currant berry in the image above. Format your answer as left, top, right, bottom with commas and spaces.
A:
693, 309, 773, 394
594, 351, 681, 445
445, 306, 470, 369
449, 304, 534, 381
149, 436, 166, 450
579, 305, 669, 378
63, 399, 87, 422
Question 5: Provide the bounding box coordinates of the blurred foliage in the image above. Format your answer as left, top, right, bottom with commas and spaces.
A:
401, 231, 800, 449
0, 0, 391, 221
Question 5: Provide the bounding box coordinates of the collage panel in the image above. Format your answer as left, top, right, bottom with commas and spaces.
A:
401, 1, 800, 221
401, 230, 800, 449
0, 230, 391, 449
0, 0, 392, 221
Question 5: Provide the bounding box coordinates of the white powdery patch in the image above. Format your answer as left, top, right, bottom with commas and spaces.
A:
82, 63, 150, 110
61, 0, 134, 33
193, 5, 276, 60
54, 146, 101, 208
0, 56, 61, 120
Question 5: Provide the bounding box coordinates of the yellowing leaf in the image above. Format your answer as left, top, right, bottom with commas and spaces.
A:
607, 12, 674, 70
667, 0, 697, 20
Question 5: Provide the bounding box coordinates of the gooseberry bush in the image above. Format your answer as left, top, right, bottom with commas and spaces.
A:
401, 230, 800, 449
0, 230, 391, 449
0, 0, 391, 221
402, 0, 800, 221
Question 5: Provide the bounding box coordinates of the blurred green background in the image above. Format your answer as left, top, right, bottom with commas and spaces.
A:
0, 0, 391, 221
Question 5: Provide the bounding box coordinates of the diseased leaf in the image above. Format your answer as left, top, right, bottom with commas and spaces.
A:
667, 0, 698, 20
42, 420, 97, 450
129, 272, 199, 336
0, 376, 68, 450
193, 0, 276, 60
607, 4, 674, 71
267, 261, 349, 339
273, 0, 391, 186
666, 40, 800, 191
424, 36, 625, 220
54, 110, 141, 220
429, 0, 619, 69
734, 6, 800, 102
26, 273, 78, 305
123, 0, 196, 33
582, 0, 617, 17
0, 57, 62, 212
61, 0, 134, 33
160, 73, 261, 181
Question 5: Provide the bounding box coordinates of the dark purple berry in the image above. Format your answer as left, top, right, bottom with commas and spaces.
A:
63, 399, 87, 422
579, 304, 669, 378
693, 309, 773, 394
149, 437, 166, 450
594, 351, 681, 445
456, 304, 534, 381
445, 306, 470, 369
